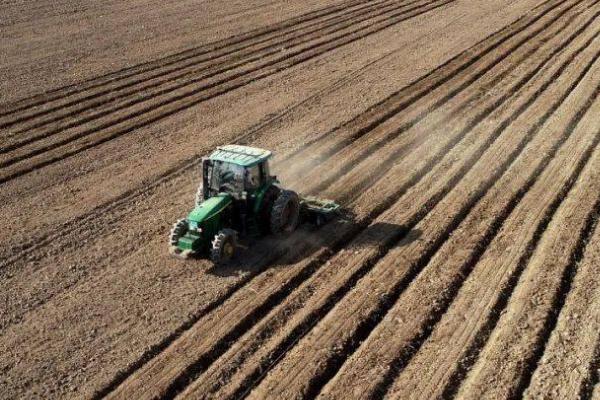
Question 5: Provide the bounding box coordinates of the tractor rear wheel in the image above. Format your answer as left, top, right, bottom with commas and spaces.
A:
270, 190, 300, 234
211, 229, 237, 264
259, 186, 280, 234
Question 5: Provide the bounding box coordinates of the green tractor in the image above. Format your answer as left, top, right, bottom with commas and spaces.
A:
169, 145, 339, 263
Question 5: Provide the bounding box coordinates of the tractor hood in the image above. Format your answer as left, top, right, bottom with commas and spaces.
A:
187, 194, 232, 223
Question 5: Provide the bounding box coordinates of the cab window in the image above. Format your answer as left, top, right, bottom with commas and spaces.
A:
210, 161, 244, 193
246, 165, 261, 189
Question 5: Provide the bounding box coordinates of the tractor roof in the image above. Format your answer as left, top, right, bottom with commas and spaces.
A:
209, 145, 272, 167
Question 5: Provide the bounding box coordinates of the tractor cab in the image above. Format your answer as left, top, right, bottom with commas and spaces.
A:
201, 145, 274, 201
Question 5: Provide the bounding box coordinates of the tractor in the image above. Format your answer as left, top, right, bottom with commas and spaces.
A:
169, 145, 339, 263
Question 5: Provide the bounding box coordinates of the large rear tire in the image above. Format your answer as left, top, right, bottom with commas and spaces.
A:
258, 186, 279, 234
270, 190, 300, 235
210, 229, 237, 264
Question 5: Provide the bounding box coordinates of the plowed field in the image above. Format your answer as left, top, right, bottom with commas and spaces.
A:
1, 0, 599, 399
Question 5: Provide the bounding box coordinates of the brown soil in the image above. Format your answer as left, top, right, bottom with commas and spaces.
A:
1, 0, 599, 399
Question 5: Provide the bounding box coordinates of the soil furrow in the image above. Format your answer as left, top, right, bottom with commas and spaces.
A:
1, 1, 588, 399
584, 342, 600, 400
522, 213, 600, 400
0, 0, 454, 180
383, 53, 600, 400
0, 0, 556, 267
95, 6, 560, 390
277, 0, 574, 186
0, 0, 368, 119
313, 7, 600, 399
455, 133, 600, 400
0, 0, 407, 140
0, 6, 568, 396
243, 10, 600, 400
101, 184, 396, 398
309, 0, 592, 202
175, 5, 598, 395
0, 45, 392, 271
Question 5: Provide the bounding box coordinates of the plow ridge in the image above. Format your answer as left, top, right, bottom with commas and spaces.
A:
321, 0, 589, 204
0, 0, 559, 269
364, 16, 600, 398
0, 0, 412, 136
442, 136, 600, 400
306, 68, 589, 397
179, 1, 599, 397
48, 0, 596, 396
391, 51, 600, 399
0, 0, 416, 141
103, 70, 484, 394
0, 0, 375, 117
168, 35, 573, 392
509, 133, 600, 399
0, 0, 456, 184
293, 0, 580, 197
283, 0, 566, 180
3, 0, 599, 398
0, 63, 374, 270
332, 38, 589, 396
239, 0, 600, 396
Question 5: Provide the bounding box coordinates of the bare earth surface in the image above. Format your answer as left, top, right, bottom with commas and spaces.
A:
1, 0, 599, 399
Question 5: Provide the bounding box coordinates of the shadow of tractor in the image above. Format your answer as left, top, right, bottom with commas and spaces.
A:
207, 213, 422, 278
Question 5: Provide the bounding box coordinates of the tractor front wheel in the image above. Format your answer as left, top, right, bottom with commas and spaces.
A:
270, 190, 300, 234
211, 229, 238, 264
169, 219, 188, 247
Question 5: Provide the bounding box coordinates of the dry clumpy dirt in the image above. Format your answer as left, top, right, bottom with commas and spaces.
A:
1, 0, 600, 399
